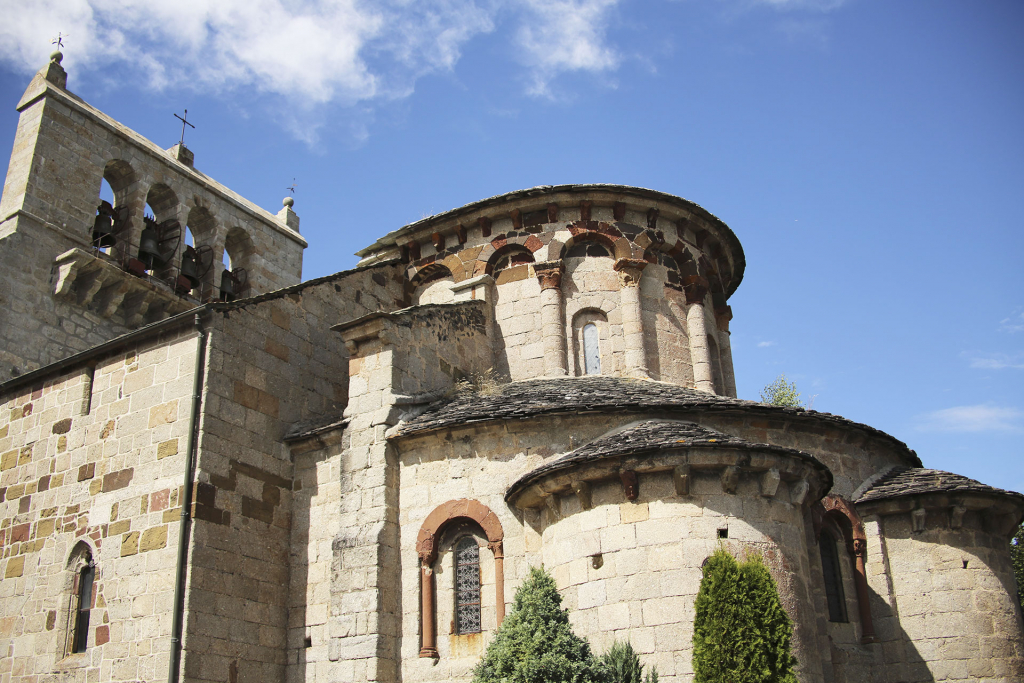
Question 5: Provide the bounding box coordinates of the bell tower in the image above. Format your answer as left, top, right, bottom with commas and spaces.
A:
0, 54, 307, 378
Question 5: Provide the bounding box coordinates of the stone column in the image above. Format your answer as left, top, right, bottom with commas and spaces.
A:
419, 559, 437, 658
489, 541, 506, 627
851, 539, 877, 644
613, 259, 649, 379
715, 304, 737, 398
535, 261, 567, 377
684, 276, 714, 393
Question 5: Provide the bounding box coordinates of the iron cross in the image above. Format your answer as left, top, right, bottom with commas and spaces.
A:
174, 109, 195, 146
51, 32, 67, 50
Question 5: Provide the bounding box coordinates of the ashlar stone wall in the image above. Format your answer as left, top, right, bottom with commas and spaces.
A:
0, 327, 198, 683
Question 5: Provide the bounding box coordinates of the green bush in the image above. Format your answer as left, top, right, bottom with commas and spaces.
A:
760, 374, 803, 408
600, 640, 658, 683
692, 548, 797, 683
473, 567, 606, 683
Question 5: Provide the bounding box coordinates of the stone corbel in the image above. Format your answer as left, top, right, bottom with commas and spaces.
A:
53, 255, 82, 299
949, 503, 966, 529
96, 280, 131, 318
720, 466, 740, 494
544, 494, 560, 520
673, 464, 691, 496
911, 507, 926, 533
619, 470, 639, 501
760, 468, 781, 498
791, 479, 810, 506
572, 480, 593, 511
76, 268, 108, 307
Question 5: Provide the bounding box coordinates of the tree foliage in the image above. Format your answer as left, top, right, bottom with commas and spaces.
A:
600, 640, 658, 683
760, 374, 803, 408
1012, 523, 1024, 612
692, 548, 797, 683
473, 567, 606, 683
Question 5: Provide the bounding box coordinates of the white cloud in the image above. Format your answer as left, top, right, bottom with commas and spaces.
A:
915, 405, 1024, 433
745, 0, 847, 10
515, 0, 620, 98
1000, 311, 1024, 333
963, 352, 1024, 371
757, 341, 776, 348
0, 0, 622, 113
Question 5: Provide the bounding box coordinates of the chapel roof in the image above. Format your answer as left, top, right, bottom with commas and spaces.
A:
855, 466, 1024, 504
392, 376, 921, 466
505, 419, 829, 502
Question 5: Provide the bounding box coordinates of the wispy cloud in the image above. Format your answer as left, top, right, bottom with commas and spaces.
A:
757, 341, 776, 348
516, 0, 620, 98
963, 351, 1024, 371
915, 404, 1024, 433
745, 0, 848, 10
0, 0, 623, 114
1000, 310, 1024, 333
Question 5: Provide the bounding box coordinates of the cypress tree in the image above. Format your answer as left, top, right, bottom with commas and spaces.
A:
692, 548, 797, 683
473, 567, 606, 683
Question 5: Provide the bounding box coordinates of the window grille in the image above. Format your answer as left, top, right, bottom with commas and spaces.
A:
583, 323, 601, 375
454, 537, 481, 634
73, 563, 95, 652
819, 532, 848, 623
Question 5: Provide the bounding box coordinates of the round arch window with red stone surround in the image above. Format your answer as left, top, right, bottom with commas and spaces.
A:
416, 499, 504, 658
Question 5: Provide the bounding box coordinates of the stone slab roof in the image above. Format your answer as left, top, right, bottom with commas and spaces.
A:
855, 467, 1024, 504
506, 419, 828, 501
392, 377, 921, 466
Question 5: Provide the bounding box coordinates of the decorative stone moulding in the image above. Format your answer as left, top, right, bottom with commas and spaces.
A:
504, 420, 832, 515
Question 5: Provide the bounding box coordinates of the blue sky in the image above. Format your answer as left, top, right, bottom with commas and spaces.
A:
1, 0, 1021, 491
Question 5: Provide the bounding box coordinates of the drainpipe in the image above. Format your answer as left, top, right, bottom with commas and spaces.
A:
168, 313, 208, 683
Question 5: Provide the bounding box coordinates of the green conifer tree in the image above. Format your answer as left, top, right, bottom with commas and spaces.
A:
1012, 522, 1024, 612
600, 640, 658, 683
692, 548, 797, 683
473, 567, 606, 683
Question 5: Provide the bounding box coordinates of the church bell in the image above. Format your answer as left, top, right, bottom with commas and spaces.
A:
180, 246, 200, 288
138, 221, 164, 270
220, 269, 236, 301
92, 201, 116, 248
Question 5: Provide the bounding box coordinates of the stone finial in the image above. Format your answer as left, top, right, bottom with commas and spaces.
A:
40, 52, 68, 89
277, 196, 300, 233
168, 143, 194, 168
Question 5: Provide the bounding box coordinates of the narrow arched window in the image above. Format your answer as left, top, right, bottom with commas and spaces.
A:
583, 323, 601, 375
454, 537, 481, 634
819, 532, 847, 623
73, 562, 95, 652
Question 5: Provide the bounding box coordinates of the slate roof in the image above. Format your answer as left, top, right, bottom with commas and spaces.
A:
392, 376, 920, 465
855, 467, 1024, 504
505, 419, 829, 501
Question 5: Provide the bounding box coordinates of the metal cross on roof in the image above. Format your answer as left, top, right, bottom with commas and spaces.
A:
173, 109, 195, 146
51, 32, 67, 50
286, 179, 297, 195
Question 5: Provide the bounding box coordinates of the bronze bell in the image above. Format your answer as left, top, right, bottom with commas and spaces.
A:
220, 269, 236, 301
92, 201, 116, 248
138, 222, 163, 270
180, 246, 200, 288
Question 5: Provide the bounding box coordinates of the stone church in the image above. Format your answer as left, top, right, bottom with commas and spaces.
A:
0, 52, 1021, 683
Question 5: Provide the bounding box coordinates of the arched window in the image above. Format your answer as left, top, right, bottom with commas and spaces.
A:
583, 323, 601, 375
454, 537, 482, 634
566, 241, 610, 258
65, 543, 96, 655
819, 531, 847, 623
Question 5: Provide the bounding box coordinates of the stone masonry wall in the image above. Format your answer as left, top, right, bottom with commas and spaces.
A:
868, 510, 1024, 682
0, 327, 198, 683
181, 264, 406, 683
540, 469, 823, 683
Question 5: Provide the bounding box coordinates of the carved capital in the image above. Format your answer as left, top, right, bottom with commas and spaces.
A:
715, 304, 733, 332
534, 261, 565, 290
683, 275, 709, 305
487, 541, 504, 559
851, 539, 867, 557
613, 258, 647, 287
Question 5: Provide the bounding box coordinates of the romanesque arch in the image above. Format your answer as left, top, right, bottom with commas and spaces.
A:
416, 499, 504, 657
812, 495, 876, 643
